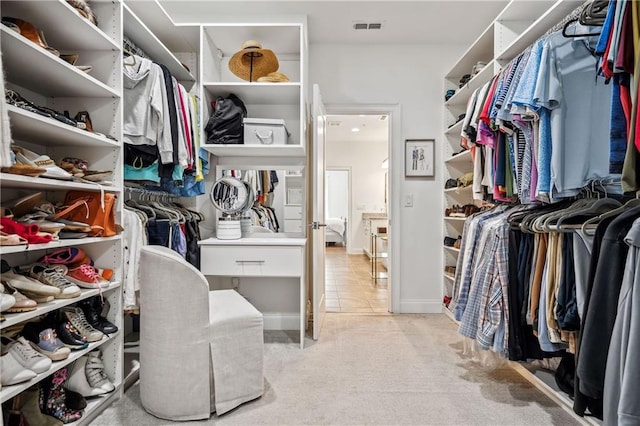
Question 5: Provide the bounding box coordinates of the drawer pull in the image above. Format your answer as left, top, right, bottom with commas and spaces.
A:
236, 260, 265, 264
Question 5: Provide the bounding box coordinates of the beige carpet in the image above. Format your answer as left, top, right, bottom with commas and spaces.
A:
91, 313, 583, 425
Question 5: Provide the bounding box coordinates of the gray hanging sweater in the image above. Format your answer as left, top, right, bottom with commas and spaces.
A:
604, 217, 640, 425
123, 56, 173, 164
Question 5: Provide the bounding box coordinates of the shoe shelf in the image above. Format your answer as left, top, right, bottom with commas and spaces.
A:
443, 272, 455, 281
0, 330, 121, 403
0, 282, 122, 329
1, 0, 120, 52
0, 173, 122, 192
6, 106, 120, 149
444, 60, 495, 110
444, 120, 464, 137
443, 246, 460, 254
0, 236, 122, 256
123, 3, 196, 89
0, 27, 119, 99
444, 185, 473, 195
444, 149, 471, 165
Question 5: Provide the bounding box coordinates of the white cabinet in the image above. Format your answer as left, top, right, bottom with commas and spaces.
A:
0, 0, 123, 422
199, 238, 307, 348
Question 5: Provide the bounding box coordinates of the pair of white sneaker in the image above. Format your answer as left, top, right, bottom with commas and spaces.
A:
66, 349, 115, 397
0, 336, 52, 385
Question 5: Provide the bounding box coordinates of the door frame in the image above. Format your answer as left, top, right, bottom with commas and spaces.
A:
325, 167, 352, 253
324, 103, 401, 313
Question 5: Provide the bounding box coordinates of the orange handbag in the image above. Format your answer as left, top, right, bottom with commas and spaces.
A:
53, 191, 118, 237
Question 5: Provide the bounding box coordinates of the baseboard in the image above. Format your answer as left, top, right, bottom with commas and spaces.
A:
399, 299, 443, 313
263, 313, 301, 330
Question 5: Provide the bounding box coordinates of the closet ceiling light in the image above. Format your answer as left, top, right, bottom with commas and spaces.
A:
351, 127, 360, 132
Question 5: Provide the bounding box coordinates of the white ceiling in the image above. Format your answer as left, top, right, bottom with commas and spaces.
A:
326, 114, 389, 143
159, 1, 508, 45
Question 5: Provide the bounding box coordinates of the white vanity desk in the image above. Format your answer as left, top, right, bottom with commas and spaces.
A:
199, 236, 307, 349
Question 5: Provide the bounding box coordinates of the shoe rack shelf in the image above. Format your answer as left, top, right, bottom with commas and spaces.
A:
122, 3, 196, 89
1, 0, 120, 52
1, 27, 119, 99
7, 105, 120, 149
0, 331, 121, 403
0, 236, 122, 256
1, 0, 124, 422
0, 282, 122, 329
0, 173, 123, 192
443, 246, 460, 254
444, 149, 471, 165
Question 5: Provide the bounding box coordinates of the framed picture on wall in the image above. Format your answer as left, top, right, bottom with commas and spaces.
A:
405, 139, 435, 177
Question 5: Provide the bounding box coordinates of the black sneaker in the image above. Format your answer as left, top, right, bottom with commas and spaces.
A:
79, 297, 118, 335
57, 322, 88, 351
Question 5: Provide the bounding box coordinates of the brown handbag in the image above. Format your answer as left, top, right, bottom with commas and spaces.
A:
53, 190, 118, 237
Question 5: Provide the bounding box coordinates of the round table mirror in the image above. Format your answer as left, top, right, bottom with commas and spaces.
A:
209, 176, 250, 216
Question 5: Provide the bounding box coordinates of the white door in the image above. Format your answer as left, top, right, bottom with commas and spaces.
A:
311, 84, 327, 340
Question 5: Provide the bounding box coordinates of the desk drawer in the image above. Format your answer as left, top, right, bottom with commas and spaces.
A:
200, 245, 302, 277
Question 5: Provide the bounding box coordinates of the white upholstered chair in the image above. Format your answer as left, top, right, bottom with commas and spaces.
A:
138, 245, 264, 421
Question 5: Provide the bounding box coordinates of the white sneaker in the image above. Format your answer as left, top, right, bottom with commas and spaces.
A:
0, 351, 37, 385
0, 283, 16, 312
9, 337, 52, 373
29, 263, 81, 299
85, 350, 114, 393
66, 352, 113, 397
1, 272, 61, 296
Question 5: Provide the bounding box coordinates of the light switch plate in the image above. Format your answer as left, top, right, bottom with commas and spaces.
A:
404, 194, 413, 207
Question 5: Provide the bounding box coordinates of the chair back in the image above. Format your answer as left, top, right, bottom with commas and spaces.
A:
138, 245, 212, 420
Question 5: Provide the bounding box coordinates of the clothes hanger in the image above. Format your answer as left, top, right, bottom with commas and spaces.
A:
555, 197, 621, 230
581, 199, 640, 235
123, 49, 137, 67
541, 199, 592, 232
562, 18, 601, 38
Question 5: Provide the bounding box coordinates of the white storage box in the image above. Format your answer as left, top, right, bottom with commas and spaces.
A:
243, 118, 290, 145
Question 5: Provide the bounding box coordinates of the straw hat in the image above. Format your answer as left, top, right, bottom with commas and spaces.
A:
257, 72, 290, 83
228, 40, 279, 82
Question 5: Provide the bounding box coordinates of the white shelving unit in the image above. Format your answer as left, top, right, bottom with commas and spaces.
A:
1, 1, 124, 423
441, 0, 591, 420
200, 23, 306, 164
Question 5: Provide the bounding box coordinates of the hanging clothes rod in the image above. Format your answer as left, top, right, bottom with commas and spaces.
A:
124, 186, 179, 202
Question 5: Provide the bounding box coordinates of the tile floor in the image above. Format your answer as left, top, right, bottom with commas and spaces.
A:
324, 245, 389, 313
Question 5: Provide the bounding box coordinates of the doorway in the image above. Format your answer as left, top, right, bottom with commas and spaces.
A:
323, 113, 390, 313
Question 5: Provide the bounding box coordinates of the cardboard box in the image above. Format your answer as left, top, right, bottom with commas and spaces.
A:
243, 118, 290, 145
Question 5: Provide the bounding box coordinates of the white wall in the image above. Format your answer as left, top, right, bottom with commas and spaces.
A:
326, 141, 387, 253
311, 43, 464, 313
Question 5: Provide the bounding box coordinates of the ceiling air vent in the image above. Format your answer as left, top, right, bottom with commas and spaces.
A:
353, 21, 384, 31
